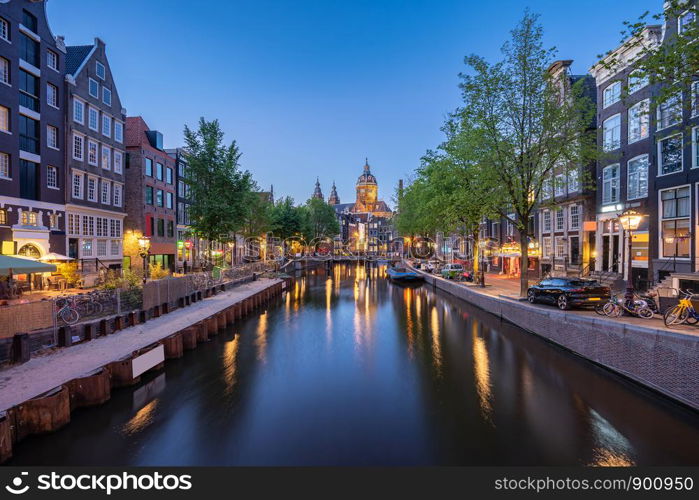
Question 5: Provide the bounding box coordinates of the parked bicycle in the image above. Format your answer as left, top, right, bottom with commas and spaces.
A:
55, 295, 80, 325
595, 294, 654, 319
663, 289, 699, 327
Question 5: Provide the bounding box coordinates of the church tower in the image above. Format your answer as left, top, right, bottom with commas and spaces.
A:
328, 181, 340, 205
355, 158, 378, 212
312, 177, 324, 201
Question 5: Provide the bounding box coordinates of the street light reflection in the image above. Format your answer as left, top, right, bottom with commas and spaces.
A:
472, 321, 493, 423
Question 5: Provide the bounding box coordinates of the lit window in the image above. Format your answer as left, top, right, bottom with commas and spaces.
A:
0, 209, 6, 225
0, 105, 9, 132
603, 81, 621, 108
627, 155, 648, 200
21, 211, 37, 226
82, 239, 93, 257
46, 165, 58, 188
603, 114, 621, 151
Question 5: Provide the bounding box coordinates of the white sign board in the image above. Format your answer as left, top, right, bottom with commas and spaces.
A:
132, 344, 165, 379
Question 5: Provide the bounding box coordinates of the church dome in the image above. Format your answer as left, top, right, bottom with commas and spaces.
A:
356, 158, 377, 185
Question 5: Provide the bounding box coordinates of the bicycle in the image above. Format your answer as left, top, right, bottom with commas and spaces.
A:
55, 295, 80, 325
663, 289, 699, 327
597, 294, 654, 319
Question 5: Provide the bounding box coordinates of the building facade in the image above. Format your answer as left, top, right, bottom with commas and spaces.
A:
124, 116, 176, 272
64, 38, 126, 278
0, 0, 66, 258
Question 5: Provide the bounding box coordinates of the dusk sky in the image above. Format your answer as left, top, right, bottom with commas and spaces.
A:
48, 0, 658, 206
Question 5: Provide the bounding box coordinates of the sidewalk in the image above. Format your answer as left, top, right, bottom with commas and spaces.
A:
0, 278, 280, 412
433, 271, 699, 338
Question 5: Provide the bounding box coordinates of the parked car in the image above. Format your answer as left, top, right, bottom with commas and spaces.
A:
527, 278, 611, 310
441, 263, 464, 280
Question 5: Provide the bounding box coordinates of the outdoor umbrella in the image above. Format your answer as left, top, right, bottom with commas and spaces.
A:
0, 255, 57, 275
39, 252, 74, 262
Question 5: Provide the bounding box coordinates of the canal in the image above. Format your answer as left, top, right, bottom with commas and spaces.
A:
9, 264, 699, 465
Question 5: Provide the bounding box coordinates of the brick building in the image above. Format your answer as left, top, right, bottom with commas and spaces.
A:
124, 116, 176, 272
64, 38, 126, 278
0, 0, 66, 258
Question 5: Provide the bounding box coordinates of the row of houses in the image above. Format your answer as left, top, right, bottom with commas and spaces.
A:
0, 0, 228, 284
469, 2, 699, 292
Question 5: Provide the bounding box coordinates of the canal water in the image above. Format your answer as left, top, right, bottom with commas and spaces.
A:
9, 264, 699, 465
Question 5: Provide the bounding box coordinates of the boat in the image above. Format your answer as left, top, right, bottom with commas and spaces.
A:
386, 267, 423, 282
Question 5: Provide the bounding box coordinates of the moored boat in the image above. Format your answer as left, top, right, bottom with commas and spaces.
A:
386, 267, 423, 282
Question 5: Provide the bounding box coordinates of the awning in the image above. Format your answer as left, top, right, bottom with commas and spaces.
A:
0, 255, 57, 275
39, 252, 74, 262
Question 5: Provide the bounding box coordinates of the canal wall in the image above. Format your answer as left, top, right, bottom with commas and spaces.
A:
0, 277, 291, 464
414, 268, 699, 411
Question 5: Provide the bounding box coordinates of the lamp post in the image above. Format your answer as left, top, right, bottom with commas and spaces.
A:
137, 236, 151, 284
478, 239, 486, 288
618, 209, 644, 305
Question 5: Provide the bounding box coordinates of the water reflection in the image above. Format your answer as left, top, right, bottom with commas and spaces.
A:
8, 263, 699, 466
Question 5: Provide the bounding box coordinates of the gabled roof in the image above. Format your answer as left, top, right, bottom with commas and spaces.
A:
65, 45, 94, 76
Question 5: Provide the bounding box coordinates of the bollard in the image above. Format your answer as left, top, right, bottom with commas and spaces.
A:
99, 318, 111, 336
152, 305, 161, 318
83, 322, 98, 342
113, 315, 124, 332
162, 302, 169, 314
138, 309, 148, 324
57, 326, 73, 347
11, 333, 30, 364
127, 311, 137, 327
178, 297, 185, 308
66, 368, 111, 411
13, 386, 71, 442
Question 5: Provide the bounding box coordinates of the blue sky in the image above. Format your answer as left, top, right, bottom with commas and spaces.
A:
48, 0, 658, 205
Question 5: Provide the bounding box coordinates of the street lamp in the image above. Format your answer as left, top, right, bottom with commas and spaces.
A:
478, 239, 486, 288
138, 235, 151, 284
618, 209, 644, 305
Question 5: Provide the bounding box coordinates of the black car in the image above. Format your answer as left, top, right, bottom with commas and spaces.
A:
527, 278, 611, 310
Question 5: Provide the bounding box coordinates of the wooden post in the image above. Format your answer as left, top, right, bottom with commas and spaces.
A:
197, 322, 209, 343
12, 333, 30, 364
65, 368, 111, 411
99, 318, 111, 336
162, 333, 184, 359
207, 316, 218, 336
181, 327, 198, 350
13, 386, 71, 441
0, 411, 12, 464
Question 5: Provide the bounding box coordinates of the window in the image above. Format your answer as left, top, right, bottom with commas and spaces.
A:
19, 69, 39, 111
0, 17, 8, 42
109, 219, 121, 238
178, 180, 186, 197
661, 186, 691, 258
83, 216, 95, 236
145, 158, 153, 176
113, 183, 122, 207
68, 214, 79, 235
88, 107, 98, 131
96, 61, 105, 80
22, 10, 37, 33
166, 167, 173, 184
96, 216, 107, 237
156, 189, 164, 207
102, 115, 111, 137
101, 181, 110, 205
47, 125, 58, 149
88, 78, 99, 98
628, 99, 649, 143
46, 83, 58, 108
47, 50, 58, 71
658, 134, 683, 175
145, 186, 154, 205
0, 105, 8, 132
692, 82, 699, 118
657, 93, 682, 130
101, 146, 111, 170
46, 165, 57, 188
568, 168, 580, 193
110, 240, 120, 256
167, 220, 174, 238
628, 70, 648, 94
569, 205, 580, 230
72, 172, 83, 199
543, 237, 552, 258
603, 81, 621, 108
555, 236, 566, 258
678, 9, 696, 34
87, 140, 98, 166
102, 87, 112, 106
166, 191, 173, 209
72, 134, 84, 161
97, 240, 107, 257
602, 164, 620, 205
603, 114, 621, 151
157, 219, 165, 237
82, 240, 93, 257
19, 115, 39, 154
555, 208, 565, 231
73, 99, 85, 124
0, 152, 9, 179
19, 33, 38, 67
156, 162, 163, 180
114, 151, 123, 174
87, 176, 97, 202
627, 155, 649, 200
21, 211, 37, 226
0, 57, 8, 84
0, 209, 6, 225
554, 174, 565, 197
114, 121, 123, 143
693, 127, 699, 168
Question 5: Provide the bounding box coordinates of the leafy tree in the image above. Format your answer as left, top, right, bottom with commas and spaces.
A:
241, 186, 273, 237
304, 197, 340, 239
458, 11, 596, 296
183, 118, 254, 265
270, 196, 306, 240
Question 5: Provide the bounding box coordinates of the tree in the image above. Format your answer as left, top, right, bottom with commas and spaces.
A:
459, 11, 596, 297
183, 118, 254, 266
240, 186, 273, 238
270, 196, 306, 240
303, 197, 340, 240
